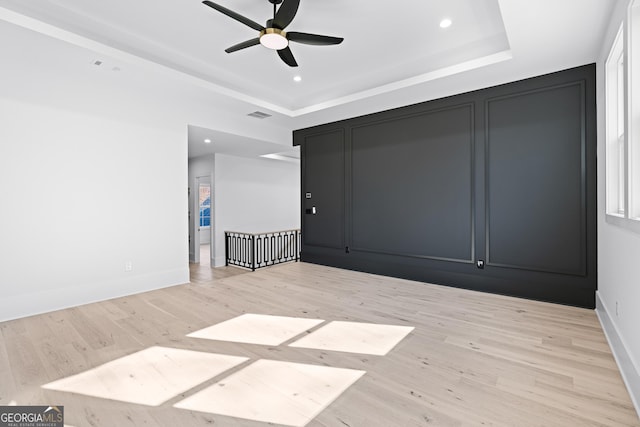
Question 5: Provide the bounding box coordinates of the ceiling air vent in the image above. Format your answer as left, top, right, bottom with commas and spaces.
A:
247, 111, 272, 119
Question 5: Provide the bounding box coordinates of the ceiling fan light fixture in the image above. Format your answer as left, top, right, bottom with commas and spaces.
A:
260, 28, 289, 50
203, 0, 342, 66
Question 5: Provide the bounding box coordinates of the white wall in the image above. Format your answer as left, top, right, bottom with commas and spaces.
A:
0, 98, 189, 322
0, 22, 191, 322
0, 18, 294, 322
596, 0, 640, 413
213, 154, 300, 267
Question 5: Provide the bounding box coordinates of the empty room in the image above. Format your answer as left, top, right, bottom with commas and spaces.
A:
1, 0, 639, 426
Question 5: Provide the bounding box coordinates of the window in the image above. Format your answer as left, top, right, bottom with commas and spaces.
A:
199, 184, 211, 227
605, 0, 640, 232
606, 24, 626, 217
630, 0, 640, 219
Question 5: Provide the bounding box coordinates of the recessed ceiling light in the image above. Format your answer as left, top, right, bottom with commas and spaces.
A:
440, 18, 452, 29
293, 75, 302, 82
204, 139, 212, 144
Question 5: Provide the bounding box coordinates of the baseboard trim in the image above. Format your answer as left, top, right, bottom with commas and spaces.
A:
596, 292, 640, 418
0, 267, 190, 323
214, 255, 226, 268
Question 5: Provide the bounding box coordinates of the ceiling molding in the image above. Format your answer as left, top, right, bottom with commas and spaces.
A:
0, 6, 290, 115
289, 50, 512, 117
0, 5, 512, 118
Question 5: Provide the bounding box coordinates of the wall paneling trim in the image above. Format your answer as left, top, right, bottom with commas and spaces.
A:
294, 64, 597, 308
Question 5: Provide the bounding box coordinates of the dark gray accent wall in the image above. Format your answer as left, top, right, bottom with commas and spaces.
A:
486, 83, 586, 276
351, 105, 474, 262
301, 130, 345, 249
294, 64, 597, 308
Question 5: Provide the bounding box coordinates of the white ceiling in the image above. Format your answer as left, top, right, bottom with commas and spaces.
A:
188, 125, 299, 160
0, 0, 616, 159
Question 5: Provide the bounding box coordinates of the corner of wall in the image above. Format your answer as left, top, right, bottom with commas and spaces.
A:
596, 291, 640, 417
214, 255, 226, 268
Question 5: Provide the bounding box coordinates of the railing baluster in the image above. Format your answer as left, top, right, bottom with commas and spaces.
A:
225, 232, 229, 266
251, 235, 256, 271
256, 235, 262, 267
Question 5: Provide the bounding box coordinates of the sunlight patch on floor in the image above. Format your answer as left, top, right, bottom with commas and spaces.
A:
174, 359, 366, 427
42, 347, 248, 406
41, 314, 415, 425
289, 321, 415, 355
187, 313, 325, 346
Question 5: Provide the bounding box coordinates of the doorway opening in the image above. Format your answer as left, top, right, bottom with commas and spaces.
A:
196, 176, 213, 266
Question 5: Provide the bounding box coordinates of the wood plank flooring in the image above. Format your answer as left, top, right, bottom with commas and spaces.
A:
0, 261, 637, 426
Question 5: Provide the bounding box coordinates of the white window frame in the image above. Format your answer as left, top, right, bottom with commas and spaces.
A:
606, 0, 640, 234
606, 24, 626, 217
629, 0, 640, 221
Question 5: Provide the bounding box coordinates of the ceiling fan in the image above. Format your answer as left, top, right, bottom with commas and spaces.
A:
202, 0, 344, 67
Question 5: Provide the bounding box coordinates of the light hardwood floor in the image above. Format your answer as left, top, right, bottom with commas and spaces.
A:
0, 261, 637, 427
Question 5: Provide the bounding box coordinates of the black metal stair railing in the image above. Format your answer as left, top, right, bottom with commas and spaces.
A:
225, 229, 301, 271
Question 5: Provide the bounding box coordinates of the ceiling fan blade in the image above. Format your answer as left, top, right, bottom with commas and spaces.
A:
272, 0, 299, 30
287, 32, 344, 46
202, 1, 264, 32
277, 47, 298, 67
225, 38, 261, 53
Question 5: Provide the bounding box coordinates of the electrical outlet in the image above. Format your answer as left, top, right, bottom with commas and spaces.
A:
125, 261, 133, 272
